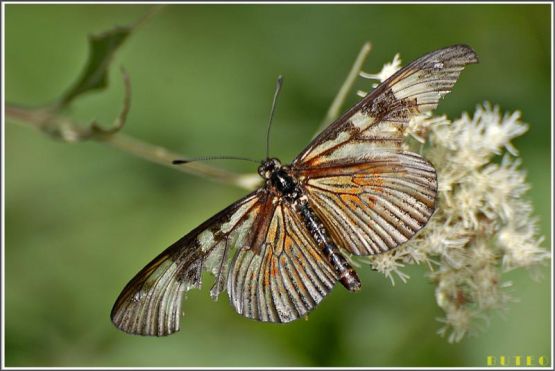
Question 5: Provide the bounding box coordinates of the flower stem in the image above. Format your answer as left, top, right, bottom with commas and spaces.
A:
316, 42, 372, 134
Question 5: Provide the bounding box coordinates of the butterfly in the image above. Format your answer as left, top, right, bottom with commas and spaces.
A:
111, 44, 478, 336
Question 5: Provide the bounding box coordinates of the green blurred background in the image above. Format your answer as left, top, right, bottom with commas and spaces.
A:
5, 3, 551, 367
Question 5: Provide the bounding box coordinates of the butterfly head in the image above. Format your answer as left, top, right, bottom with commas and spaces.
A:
258, 158, 282, 180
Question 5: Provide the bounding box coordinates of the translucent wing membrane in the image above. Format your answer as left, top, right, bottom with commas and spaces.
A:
294, 44, 478, 168
111, 191, 263, 336
228, 203, 337, 322
297, 151, 437, 256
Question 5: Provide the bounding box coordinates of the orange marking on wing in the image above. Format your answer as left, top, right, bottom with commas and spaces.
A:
333, 175, 355, 186
284, 237, 293, 250
352, 174, 385, 191
263, 250, 274, 287
263, 269, 270, 287
361, 194, 378, 208
270, 259, 278, 278
340, 193, 367, 209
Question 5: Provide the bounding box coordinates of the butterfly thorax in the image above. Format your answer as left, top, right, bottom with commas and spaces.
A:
270, 168, 297, 195
259, 158, 300, 200
258, 158, 361, 292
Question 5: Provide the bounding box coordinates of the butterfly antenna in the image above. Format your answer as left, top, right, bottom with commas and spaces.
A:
172, 155, 260, 165
265, 75, 284, 160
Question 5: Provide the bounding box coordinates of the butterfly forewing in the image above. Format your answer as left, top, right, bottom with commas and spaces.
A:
294, 44, 478, 168
111, 191, 263, 336
228, 202, 337, 322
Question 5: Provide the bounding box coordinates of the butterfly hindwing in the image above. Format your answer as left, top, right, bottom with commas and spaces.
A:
297, 151, 437, 256
228, 201, 337, 322
111, 191, 264, 336
294, 44, 478, 168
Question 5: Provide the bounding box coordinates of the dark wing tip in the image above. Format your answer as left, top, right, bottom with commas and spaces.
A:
439, 44, 479, 64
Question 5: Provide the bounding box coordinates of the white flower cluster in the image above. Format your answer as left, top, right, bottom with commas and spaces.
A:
357, 56, 550, 343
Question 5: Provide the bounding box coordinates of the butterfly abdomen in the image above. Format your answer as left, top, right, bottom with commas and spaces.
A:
297, 201, 361, 292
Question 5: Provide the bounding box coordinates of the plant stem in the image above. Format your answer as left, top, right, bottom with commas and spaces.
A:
5, 103, 262, 191
316, 42, 372, 135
